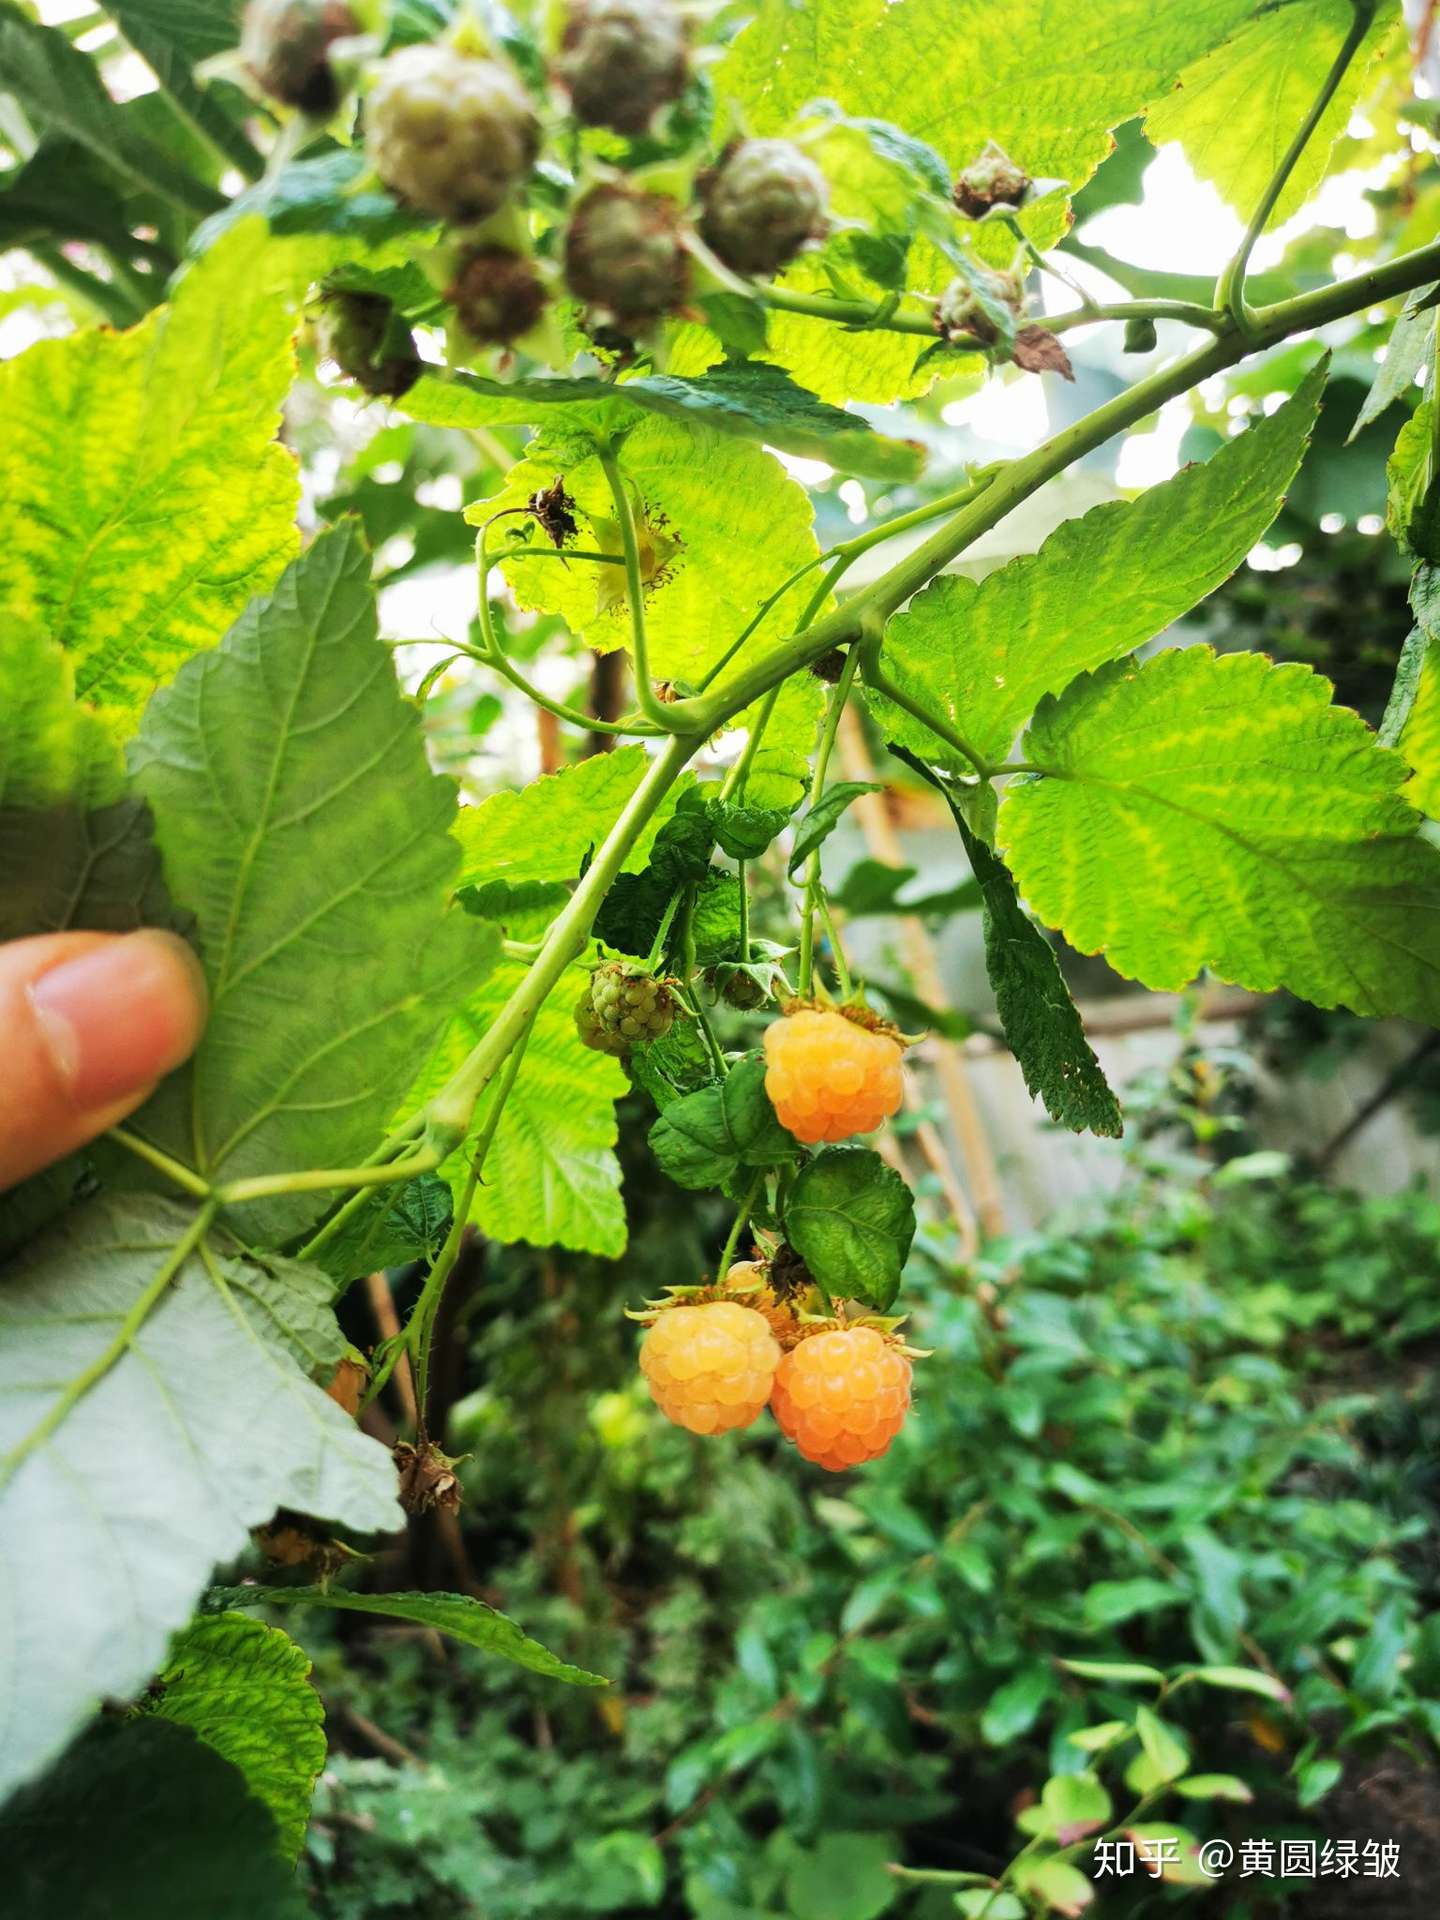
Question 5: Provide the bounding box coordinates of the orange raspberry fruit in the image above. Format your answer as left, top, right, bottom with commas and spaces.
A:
763, 1007, 904, 1144
770, 1326, 912, 1471
639, 1301, 780, 1436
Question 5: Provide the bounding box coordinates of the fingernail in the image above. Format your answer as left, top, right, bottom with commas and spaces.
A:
28, 932, 207, 1110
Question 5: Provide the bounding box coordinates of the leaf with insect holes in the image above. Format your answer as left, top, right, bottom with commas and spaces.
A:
144, 1613, 325, 1863
0, 1193, 399, 1804
1000, 647, 1440, 1025
784, 1146, 916, 1311
0, 221, 306, 721
868, 362, 1324, 771
124, 522, 497, 1247
204, 1585, 608, 1686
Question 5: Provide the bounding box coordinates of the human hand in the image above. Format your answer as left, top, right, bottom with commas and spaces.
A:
0, 931, 207, 1191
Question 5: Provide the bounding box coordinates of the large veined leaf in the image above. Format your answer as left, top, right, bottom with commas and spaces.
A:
404, 964, 629, 1258
404, 361, 925, 481
0, 1719, 310, 1920
0, 622, 121, 810
720, 0, 1256, 245
869, 360, 1324, 771
1000, 647, 1440, 1023
146, 1612, 324, 1863
0, 1193, 400, 1803
893, 749, 1121, 1137
1147, 0, 1399, 229
467, 415, 821, 684
126, 522, 497, 1246
206, 1584, 609, 1687
0, 220, 303, 721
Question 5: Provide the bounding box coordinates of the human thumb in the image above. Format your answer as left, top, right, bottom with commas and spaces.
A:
0, 930, 207, 1192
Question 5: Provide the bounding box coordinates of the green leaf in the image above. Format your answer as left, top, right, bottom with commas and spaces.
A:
895, 749, 1121, 1137
466, 416, 822, 684
1082, 1576, 1179, 1628
1058, 1659, 1164, 1686
1147, 0, 1399, 230
105, 0, 261, 182
1296, 1755, 1344, 1806
787, 781, 881, 877
197, 148, 429, 252
407, 361, 926, 480
1386, 397, 1440, 560
0, 621, 121, 809
1123, 1824, 1210, 1886
1001, 647, 1440, 1024
1391, 571, 1440, 817
955, 1896, 1025, 1920
125, 522, 496, 1246
1011, 1855, 1094, 1915
1185, 1664, 1292, 1704
1134, 1706, 1189, 1785
980, 1666, 1053, 1745
1351, 284, 1437, 439
309, 1171, 454, 1286
870, 362, 1324, 771
783, 1831, 899, 1920
0, 1718, 310, 1920
206, 1584, 608, 1686
783, 1145, 916, 1311
707, 793, 796, 860
1067, 1720, 1133, 1753
1039, 1772, 1112, 1842
0, 9, 223, 216
1175, 1773, 1254, 1803
0, 1193, 399, 1802
0, 221, 304, 720
405, 963, 629, 1257
720, 0, 1256, 247
649, 1057, 797, 1190
145, 1612, 324, 1862
594, 792, 718, 957
1352, 1597, 1408, 1701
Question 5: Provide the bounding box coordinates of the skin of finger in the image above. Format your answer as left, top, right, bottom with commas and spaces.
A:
0, 931, 204, 1192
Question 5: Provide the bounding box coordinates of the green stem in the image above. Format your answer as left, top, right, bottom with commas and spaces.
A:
861, 649, 996, 778
213, 1149, 443, 1208
643, 890, 684, 971
599, 447, 672, 728
1216, 0, 1377, 332
797, 648, 861, 997
694, 553, 829, 695
737, 858, 750, 964
107, 1126, 212, 1200
758, 279, 1225, 342
0, 1201, 217, 1490
816, 889, 853, 999
677, 884, 728, 1075
716, 1170, 765, 1279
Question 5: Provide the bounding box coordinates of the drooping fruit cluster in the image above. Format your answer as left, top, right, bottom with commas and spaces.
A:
365, 43, 540, 222
575, 959, 678, 1056
564, 184, 690, 331
770, 1326, 913, 1471
241, 0, 357, 113
763, 1005, 905, 1144
314, 288, 421, 398
447, 244, 548, 344
700, 139, 829, 277
639, 1300, 781, 1434
557, 0, 690, 135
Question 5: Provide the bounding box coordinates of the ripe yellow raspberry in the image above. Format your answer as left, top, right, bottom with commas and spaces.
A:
639, 1301, 780, 1436
762, 1007, 904, 1144
770, 1326, 912, 1471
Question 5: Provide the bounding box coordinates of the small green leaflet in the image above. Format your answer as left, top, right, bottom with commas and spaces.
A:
787, 781, 881, 877
0, 220, 304, 720
0, 1193, 399, 1803
196, 148, 431, 253
893, 748, 1121, 1137
1000, 647, 1440, 1024
1350, 283, 1438, 441
869, 361, 1325, 770
648, 1057, 797, 1190
206, 1585, 609, 1687
0, 1719, 310, 1920
310, 1171, 455, 1287
1148, 0, 1399, 231
403, 360, 925, 481
0, 620, 122, 809
1387, 567, 1440, 817
143, 1613, 325, 1863
126, 522, 497, 1247
783, 1145, 916, 1311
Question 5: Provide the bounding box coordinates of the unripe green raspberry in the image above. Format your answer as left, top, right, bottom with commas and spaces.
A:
699, 139, 828, 277
564, 184, 689, 331
241, 0, 357, 113
366, 44, 540, 223
557, 0, 689, 135
314, 289, 421, 398
937, 268, 1023, 344
953, 141, 1031, 219
448, 244, 547, 344
577, 960, 677, 1054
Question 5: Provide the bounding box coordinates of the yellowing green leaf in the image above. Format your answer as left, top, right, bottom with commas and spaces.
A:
127, 523, 496, 1246
148, 1613, 325, 1863
870, 361, 1324, 770
0, 220, 303, 721
1147, 0, 1400, 229
1000, 647, 1440, 1023
468, 416, 821, 683
0, 622, 121, 809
